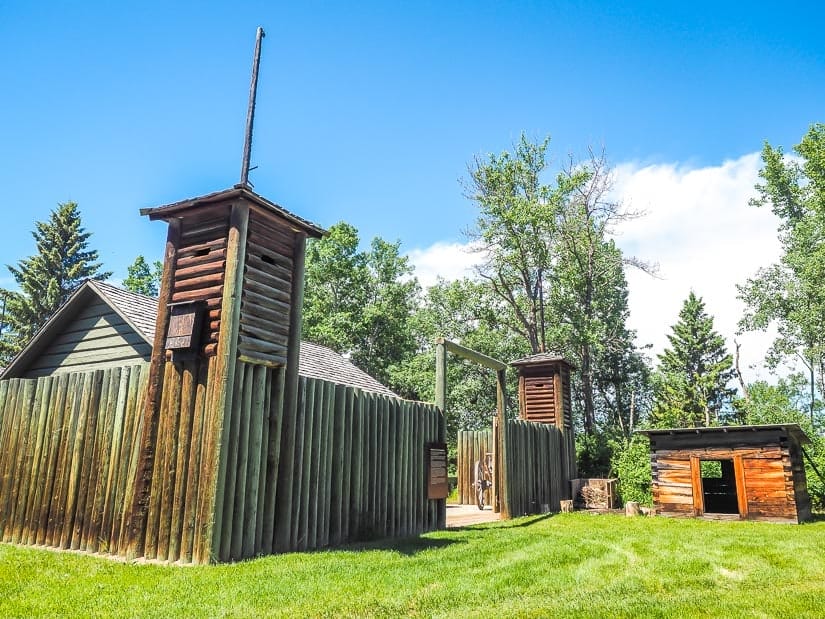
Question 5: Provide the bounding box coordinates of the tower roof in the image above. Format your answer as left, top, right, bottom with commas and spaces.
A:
140, 184, 326, 238
510, 352, 576, 370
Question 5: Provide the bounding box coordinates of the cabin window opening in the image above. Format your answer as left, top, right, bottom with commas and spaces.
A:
195, 248, 210, 257
261, 254, 275, 265
700, 459, 738, 514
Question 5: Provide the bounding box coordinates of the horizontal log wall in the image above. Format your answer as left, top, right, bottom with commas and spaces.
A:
650, 442, 804, 522
505, 419, 566, 516
171, 209, 230, 356
0, 365, 148, 554
456, 430, 492, 505
212, 370, 444, 560
238, 209, 295, 367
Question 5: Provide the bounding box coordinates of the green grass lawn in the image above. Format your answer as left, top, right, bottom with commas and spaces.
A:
2, 513, 824, 618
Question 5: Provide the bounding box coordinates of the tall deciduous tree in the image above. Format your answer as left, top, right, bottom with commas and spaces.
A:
302, 221, 419, 388
651, 292, 735, 427
465, 135, 651, 434
1, 202, 110, 360
465, 135, 559, 354
123, 255, 162, 297
738, 123, 825, 421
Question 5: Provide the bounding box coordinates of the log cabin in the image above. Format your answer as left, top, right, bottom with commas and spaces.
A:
638, 425, 812, 523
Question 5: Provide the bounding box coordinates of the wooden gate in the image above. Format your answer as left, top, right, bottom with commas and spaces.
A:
456, 429, 493, 506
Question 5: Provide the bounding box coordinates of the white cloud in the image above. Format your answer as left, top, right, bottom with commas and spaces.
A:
406, 241, 481, 288
613, 153, 782, 380
407, 152, 787, 381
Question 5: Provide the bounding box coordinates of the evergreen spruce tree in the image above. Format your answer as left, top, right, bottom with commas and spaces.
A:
1, 202, 110, 360
651, 292, 735, 427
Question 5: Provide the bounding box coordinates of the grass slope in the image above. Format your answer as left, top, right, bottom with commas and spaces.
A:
2, 513, 824, 618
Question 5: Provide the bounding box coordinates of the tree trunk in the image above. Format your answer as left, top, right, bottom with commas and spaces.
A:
581, 342, 595, 433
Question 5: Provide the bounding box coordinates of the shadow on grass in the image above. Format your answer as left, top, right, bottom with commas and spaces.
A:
447, 511, 558, 532
339, 534, 463, 556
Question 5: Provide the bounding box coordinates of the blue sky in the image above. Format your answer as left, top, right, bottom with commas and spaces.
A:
1, 1, 823, 372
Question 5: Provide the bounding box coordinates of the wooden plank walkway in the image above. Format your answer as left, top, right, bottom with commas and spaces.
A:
445, 504, 500, 528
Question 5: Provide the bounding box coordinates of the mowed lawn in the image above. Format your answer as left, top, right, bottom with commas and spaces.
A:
2, 513, 824, 618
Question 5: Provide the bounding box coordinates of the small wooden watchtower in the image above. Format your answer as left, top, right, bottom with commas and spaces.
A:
510, 353, 577, 488
124, 184, 324, 563
510, 353, 574, 429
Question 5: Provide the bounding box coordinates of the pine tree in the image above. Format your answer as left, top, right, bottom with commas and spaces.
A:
651, 292, 735, 427
2, 202, 110, 359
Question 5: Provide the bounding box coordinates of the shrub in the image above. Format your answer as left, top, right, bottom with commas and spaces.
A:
611, 435, 653, 506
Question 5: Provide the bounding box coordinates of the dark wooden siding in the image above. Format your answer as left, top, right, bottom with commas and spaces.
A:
237, 208, 296, 367
170, 207, 230, 356
521, 375, 557, 424
23, 300, 152, 377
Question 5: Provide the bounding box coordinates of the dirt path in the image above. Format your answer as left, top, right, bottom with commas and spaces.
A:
445, 504, 501, 528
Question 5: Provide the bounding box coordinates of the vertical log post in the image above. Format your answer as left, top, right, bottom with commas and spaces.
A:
124, 219, 180, 559
274, 233, 307, 552
496, 368, 509, 519
206, 202, 250, 562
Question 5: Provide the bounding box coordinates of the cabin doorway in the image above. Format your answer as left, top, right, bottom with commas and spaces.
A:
700, 459, 738, 514
690, 456, 746, 517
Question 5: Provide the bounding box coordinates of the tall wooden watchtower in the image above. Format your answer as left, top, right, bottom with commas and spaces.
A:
510, 353, 577, 489
124, 185, 324, 563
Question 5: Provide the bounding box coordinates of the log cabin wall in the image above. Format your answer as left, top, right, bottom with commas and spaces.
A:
170, 206, 231, 357
519, 373, 558, 425
644, 426, 812, 524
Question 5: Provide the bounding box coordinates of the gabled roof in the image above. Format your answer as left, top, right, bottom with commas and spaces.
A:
1, 279, 155, 380
1, 281, 396, 397
140, 185, 326, 239
298, 341, 396, 397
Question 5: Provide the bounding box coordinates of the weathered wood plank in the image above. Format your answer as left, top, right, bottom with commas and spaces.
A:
261, 367, 285, 554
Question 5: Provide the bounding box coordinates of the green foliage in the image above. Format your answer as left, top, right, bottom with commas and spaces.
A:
389, 277, 527, 444
303, 222, 419, 388
651, 292, 735, 428
465, 134, 559, 355
1, 202, 110, 361
465, 135, 652, 436
575, 432, 613, 477
611, 435, 653, 506
123, 255, 162, 297
736, 378, 825, 510
738, 123, 825, 399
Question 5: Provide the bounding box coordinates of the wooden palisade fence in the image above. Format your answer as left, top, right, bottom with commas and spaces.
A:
505, 419, 566, 516
0, 364, 442, 562
0, 365, 148, 555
